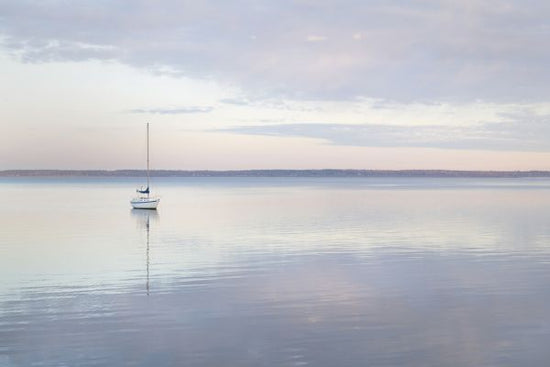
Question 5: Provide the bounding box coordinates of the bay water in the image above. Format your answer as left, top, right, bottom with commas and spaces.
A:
2, 177, 550, 366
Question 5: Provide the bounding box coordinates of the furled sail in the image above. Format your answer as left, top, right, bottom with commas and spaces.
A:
137, 186, 150, 194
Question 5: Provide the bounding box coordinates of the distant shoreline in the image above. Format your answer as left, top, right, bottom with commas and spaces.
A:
2, 169, 550, 178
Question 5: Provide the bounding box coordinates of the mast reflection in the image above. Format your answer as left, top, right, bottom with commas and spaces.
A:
131, 209, 159, 295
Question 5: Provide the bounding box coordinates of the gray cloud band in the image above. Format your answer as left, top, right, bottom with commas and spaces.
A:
130, 107, 213, 114
222, 114, 550, 151
1, 0, 549, 102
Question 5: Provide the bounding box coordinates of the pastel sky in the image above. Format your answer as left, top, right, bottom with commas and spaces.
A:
2, 0, 550, 170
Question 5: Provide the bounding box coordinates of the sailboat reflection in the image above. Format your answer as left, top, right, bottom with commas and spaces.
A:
131, 209, 159, 295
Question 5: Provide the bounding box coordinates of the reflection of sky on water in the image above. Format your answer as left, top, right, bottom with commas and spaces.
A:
4, 252, 550, 366
2, 177, 550, 366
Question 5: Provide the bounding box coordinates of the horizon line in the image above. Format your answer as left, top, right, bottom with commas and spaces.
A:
3, 169, 550, 178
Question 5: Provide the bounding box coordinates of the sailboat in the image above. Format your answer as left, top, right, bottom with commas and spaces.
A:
131, 123, 160, 209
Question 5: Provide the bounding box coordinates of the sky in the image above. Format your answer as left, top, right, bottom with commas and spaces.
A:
2, 0, 550, 170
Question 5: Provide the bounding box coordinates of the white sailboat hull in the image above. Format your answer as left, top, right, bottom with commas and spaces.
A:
131, 197, 160, 209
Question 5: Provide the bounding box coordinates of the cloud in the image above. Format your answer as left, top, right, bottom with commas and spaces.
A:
1, 1, 550, 102
222, 112, 550, 151
306, 35, 327, 42
130, 106, 213, 114
219, 98, 251, 106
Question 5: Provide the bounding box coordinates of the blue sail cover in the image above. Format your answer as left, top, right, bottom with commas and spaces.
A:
137, 186, 150, 194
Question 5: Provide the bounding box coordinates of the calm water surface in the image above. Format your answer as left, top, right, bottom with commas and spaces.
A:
2, 177, 550, 366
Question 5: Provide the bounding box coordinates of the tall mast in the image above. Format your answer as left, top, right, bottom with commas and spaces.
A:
146, 122, 150, 197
